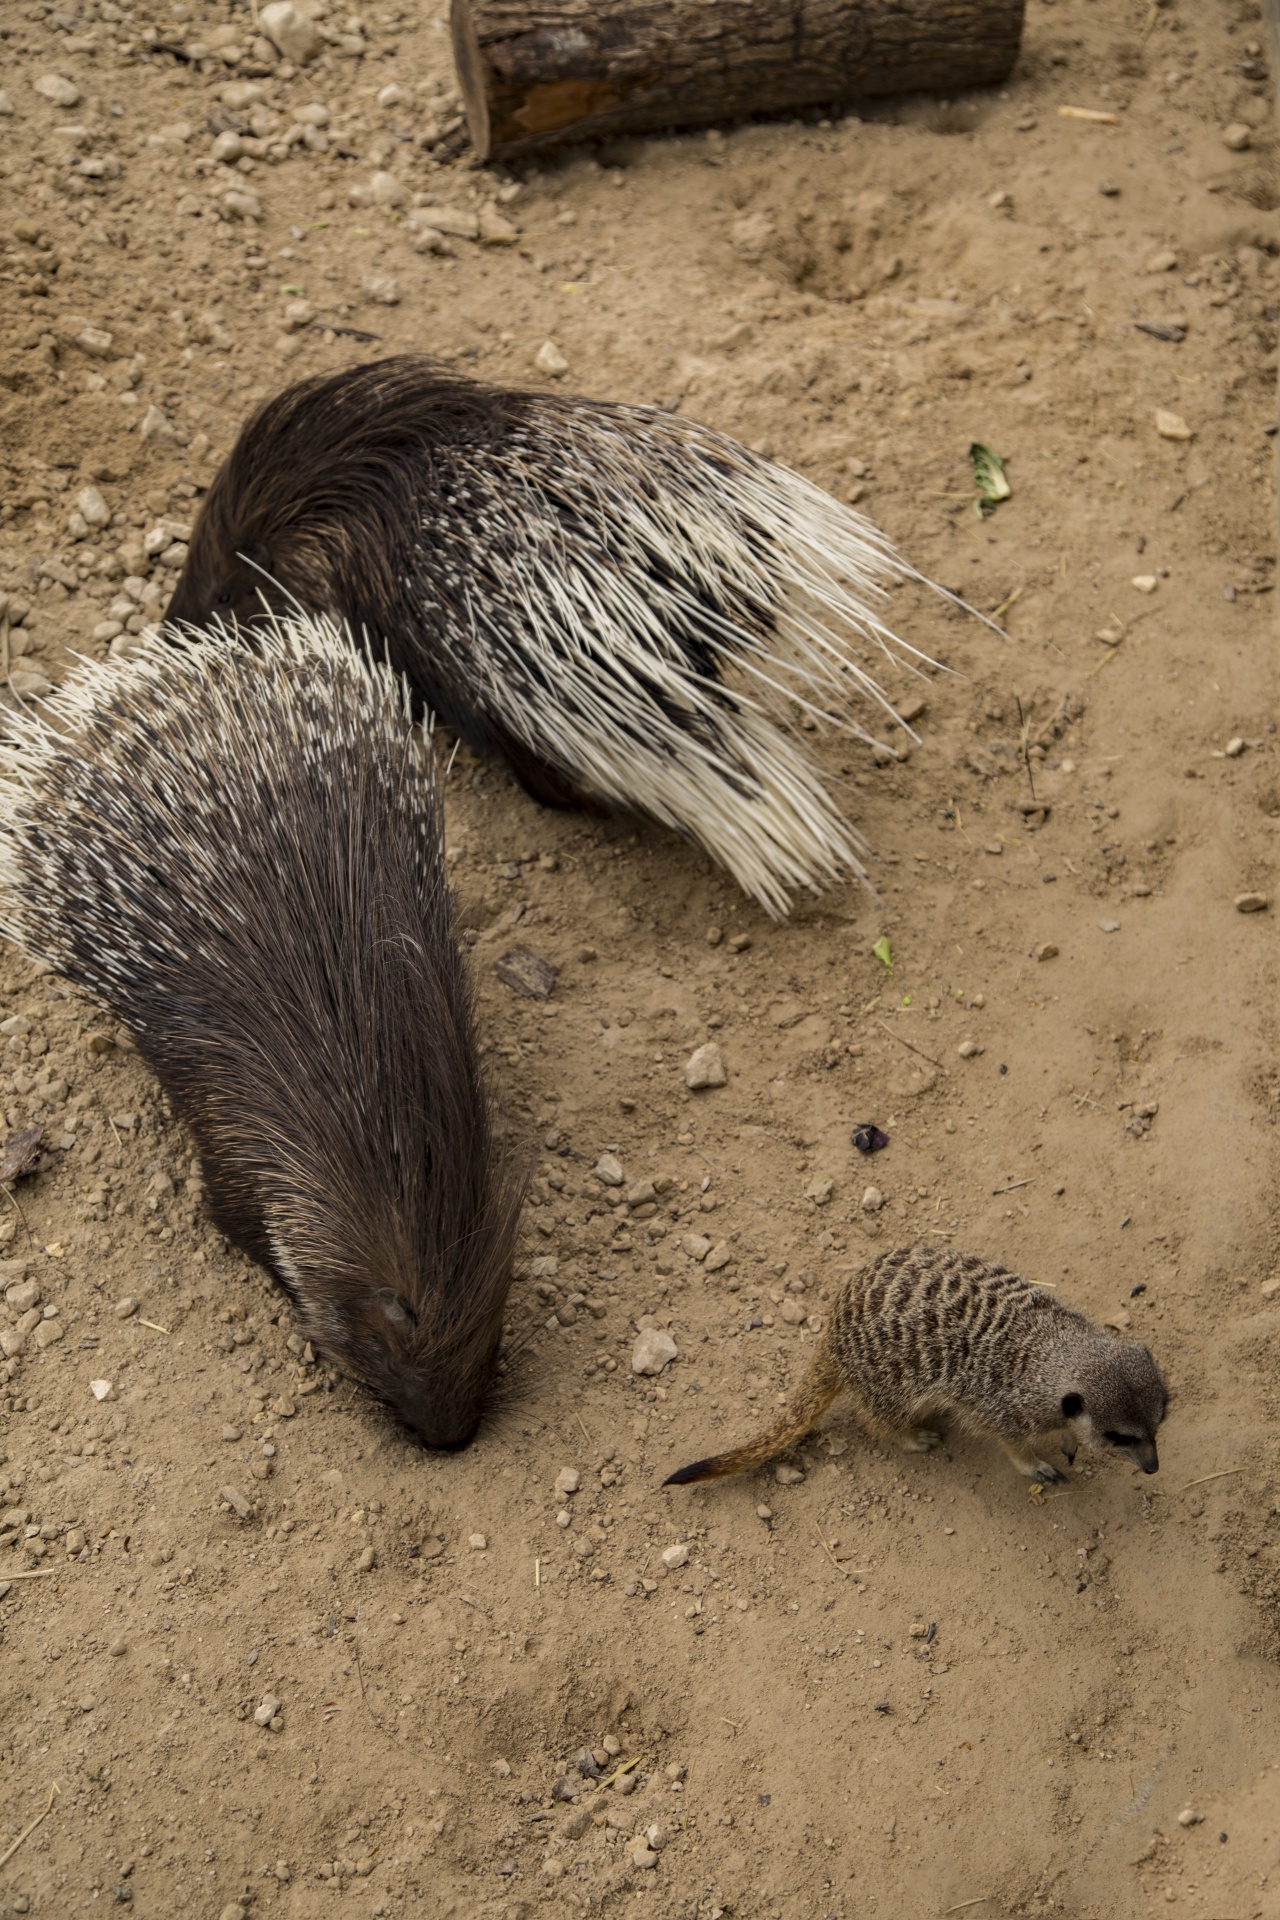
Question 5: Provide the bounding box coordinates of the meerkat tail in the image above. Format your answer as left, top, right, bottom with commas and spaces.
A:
663, 1340, 843, 1485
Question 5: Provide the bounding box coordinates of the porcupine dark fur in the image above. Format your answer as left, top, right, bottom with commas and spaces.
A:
164, 355, 939, 918
0, 615, 524, 1448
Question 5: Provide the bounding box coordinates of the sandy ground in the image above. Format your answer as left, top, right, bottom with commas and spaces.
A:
2, 0, 1280, 1915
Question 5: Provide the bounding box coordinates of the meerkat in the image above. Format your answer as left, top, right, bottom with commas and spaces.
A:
664, 1243, 1167, 1488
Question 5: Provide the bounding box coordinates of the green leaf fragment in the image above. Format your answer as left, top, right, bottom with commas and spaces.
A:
872, 936, 894, 972
968, 442, 1011, 517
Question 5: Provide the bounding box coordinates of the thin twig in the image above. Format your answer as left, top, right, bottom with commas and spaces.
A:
0, 1781, 60, 1869
137, 1319, 169, 1335
991, 1179, 1034, 1196
1015, 695, 1038, 806
945, 1898, 995, 1915
814, 1522, 847, 1578
0, 1181, 32, 1247
3, 1568, 60, 1581
575, 1412, 591, 1446
876, 1021, 947, 1075
598, 1754, 643, 1790
991, 585, 1024, 623
1182, 1468, 1243, 1492
534, 1557, 541, 1589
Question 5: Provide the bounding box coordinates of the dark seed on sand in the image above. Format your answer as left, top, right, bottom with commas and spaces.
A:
852, 1124, 890, 1155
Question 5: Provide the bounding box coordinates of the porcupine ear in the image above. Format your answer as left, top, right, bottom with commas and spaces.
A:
375, 1288, 416, 1332
1061, 1392, 1084, 1418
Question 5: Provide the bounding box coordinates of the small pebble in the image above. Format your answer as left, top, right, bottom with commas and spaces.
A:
1033, 942, 1059, 961
1131, 574, 1158, 593
469, 1532, 487, 1551
1098, 920, 1121, 933
957, 1039, 984, 1059
1225, 737, 1246, 758
774, 1464, 804, 1486
1153, 411, 1192, 442
1235, 892, 1269, 913
555, 1467, 581, 1496
535, 340, 569, 376
860, 1186, 884, 1212
1221, 123, 1252, 152
221, 1424, 242, 1442
34, 72, 82, 105
1177, 1806, 1204, 1827
632, 1328, 677, 1376
594, 1153, 624, 1187
90, 1379, 115, 1402
114, 1296, 138, 1319
684, 1042, 727, 1090
253, 1693, 282, 1727
662, 1542, 690, 1569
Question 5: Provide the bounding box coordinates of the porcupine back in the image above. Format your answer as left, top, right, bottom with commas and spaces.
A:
164, 355, 940, 918
0, 614, 523, 1447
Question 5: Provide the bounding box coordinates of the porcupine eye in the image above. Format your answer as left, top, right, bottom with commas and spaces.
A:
1060, 1393, 1084, 1419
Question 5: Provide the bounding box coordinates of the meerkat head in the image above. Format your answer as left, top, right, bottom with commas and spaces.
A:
1059, 1340, 1167, 1474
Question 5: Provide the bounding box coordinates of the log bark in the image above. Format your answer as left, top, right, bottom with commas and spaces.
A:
452, 0, 1025, 162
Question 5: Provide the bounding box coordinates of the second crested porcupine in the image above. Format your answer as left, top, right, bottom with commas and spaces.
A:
666, 1244, 1167, 1488
164, 356, 946, 919
0, 616, 523, 1448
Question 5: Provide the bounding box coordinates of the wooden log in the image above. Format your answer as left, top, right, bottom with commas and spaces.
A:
452, 0, 1025, 163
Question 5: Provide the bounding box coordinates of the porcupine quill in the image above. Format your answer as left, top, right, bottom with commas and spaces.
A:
0, 614, 523, 1447
164, 355, 960, 920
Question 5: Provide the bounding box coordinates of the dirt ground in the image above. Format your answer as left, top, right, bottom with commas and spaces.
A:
2, 0, 1280, 1914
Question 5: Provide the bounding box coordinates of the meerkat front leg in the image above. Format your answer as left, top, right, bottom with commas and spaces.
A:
999, 1437, 1066, 1484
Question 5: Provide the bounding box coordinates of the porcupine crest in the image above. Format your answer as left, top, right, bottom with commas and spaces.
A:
165, 355, 945, 919
0, 614, 524, 1447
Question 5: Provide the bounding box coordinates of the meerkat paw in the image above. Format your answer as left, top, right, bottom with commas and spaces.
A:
899, 1427, 944, 1454
1030, 1460, 1066, 1484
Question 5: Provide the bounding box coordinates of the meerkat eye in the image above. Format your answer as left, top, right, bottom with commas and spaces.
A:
1061, 1392, 1084, 1418
1102, 1429, 1138, 1447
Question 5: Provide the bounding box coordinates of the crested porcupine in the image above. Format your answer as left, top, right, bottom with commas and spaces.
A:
0, 615, 523, 1448
164, 355, 946, 919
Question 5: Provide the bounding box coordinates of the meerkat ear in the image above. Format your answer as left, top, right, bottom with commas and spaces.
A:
1061, 1392, 1084, 1418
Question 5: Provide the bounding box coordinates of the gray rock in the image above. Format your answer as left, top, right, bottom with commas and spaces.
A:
259, 0, 321, 63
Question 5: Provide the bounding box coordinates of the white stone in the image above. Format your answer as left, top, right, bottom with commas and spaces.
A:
75, 485, 110, 528
253, 1693, 282, 1726
661, 1542, 690, 1569
376, 83, 404, 106
259, 1, 321, 64
34, 74, 82, 106
211, 130, 244, 164
370, 170, 407, 206
140, 405, 175, 444
223, 188, 262, 221
684, 1042, 726, 1090
89, 1378, 115, 1401
479, 203, 519, 245
412, 203, 478, 239
535, 340, 569, 377
75, 328, 114, 358
360, 273, 400, 305
554, 1467, 580, 1496
860, 1186, 884, 1212
594, 1153, 624, 1187
774, 1463, 804, 1485
632, 1327, 677, 1376
1154, 409, 1192, 442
